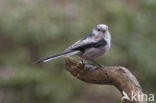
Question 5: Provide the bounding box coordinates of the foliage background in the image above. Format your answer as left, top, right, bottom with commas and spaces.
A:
0, 0, 156, 103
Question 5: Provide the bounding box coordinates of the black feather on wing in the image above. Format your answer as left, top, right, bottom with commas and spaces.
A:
71, 39, 107, 51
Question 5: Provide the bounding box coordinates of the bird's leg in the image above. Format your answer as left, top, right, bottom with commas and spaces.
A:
80, 59, 87, 67
80, 59, 97, 70
80, 59, 102, 70
81, 60, 85, 65
91, 60, 103, 68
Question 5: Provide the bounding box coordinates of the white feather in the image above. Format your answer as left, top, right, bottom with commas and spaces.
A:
43, 51, 79, 62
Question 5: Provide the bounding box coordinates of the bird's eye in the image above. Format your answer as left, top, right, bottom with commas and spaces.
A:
97, 29, 100, 31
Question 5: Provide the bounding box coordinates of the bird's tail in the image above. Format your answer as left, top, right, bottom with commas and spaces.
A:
33, 50, 79, 64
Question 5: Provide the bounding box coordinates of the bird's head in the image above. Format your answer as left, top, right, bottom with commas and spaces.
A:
92, 24, 109, 36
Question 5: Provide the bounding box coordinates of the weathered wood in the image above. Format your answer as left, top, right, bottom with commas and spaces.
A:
65, 57, 146, 103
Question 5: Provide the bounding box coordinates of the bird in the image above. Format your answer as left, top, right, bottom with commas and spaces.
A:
33, 24, 111, 67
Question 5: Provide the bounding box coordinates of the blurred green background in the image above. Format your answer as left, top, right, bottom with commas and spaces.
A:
0, 0, 156, 103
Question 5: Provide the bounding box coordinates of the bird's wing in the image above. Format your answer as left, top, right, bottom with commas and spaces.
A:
65, 36, 107, 52
71, 39, 107, 51
65, 38, 95, 51
64, 33, 96, 52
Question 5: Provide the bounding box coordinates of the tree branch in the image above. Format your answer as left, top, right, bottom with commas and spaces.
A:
64, 57, 146, 103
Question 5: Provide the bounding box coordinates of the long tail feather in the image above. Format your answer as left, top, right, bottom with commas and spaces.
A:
33, 50, 79, 64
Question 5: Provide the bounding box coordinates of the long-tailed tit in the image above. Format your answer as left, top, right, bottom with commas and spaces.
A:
33, 24, 111, 67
